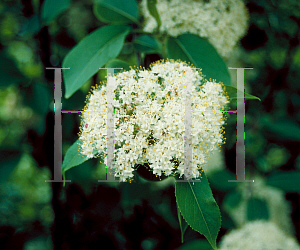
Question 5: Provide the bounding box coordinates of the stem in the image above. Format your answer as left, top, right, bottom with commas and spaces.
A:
130, 29, 155, 35
161, 35, 168, 59
136, 51, 141, 68
132, 31, 142, 67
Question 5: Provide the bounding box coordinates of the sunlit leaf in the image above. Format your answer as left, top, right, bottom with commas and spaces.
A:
167, 34, 231, 86
133, 35, 162, 54
62, 139, 92, 173
106, 59, 131, 71
146, 0, 161, 29
175, 173, 221, 250
224, 85, 261, 103
41, 0, 71, 25
62, 25, 131, 98
93, 0, 139, 24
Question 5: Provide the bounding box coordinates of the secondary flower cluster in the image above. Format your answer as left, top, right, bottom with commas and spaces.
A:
78, 60, 229, 182
140, 0, 249, 58
219, 221, 300, 250
224, 175, 294, 235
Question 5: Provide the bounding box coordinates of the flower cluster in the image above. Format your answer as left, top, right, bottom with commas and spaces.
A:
223, 175, 294, 235
140, 0, 249, 58
218, 221, 300, 250
79, 60, 229, 182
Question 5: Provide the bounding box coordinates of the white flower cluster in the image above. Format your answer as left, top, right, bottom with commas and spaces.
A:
218, 221, 300, 250
140, 0, 249, 58
223, 175, 294, 235
79, 60, 229, 182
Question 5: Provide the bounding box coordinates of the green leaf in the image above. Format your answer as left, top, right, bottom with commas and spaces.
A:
208, 169, 237, 191
175, 173, 221, 250
260, 117, 300, 142
266, 171, 300, 193
223, 190, 242, 209
177, 204, 188, 243
247, 197, 269, 221
41, 0, 71, 25
146, 0, 161, 29
62, 90, 86, 111
93, 0, 139, 24
166, 34, 231, 86
120, 42, 134, 55
221, 209, 236, 229
133, 35, 162, 54
62, 139, 88, 173
0, 53, 25, 87
176, 239, 213, 250
62, 25, 131, 99
22, 15, 41, 37
65, 158, 98, 185
106, 59, 131, 71
23, 83, 51, 115
0, 150, 22, 183
223, 85, 261, 103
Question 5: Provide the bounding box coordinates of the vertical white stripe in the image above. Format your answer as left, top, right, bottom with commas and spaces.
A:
106, 68, 116, 176
184, 67, 193, 180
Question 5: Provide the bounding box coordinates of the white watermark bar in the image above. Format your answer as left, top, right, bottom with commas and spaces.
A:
61, 111, 84, 113
228, 68, 254, 183
61, 111, 111, 113
98, 68, 122, 182
184, 67, 194, 181
46, 67, 71, 183
176, 67, 201, 183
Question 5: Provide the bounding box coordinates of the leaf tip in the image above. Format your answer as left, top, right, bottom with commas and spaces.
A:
65, 92, 71, 99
